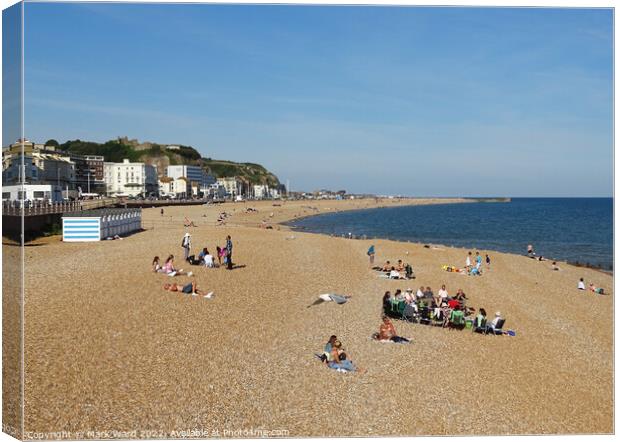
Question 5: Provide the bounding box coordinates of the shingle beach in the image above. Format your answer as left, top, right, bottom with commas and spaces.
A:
14, 198, 613, 437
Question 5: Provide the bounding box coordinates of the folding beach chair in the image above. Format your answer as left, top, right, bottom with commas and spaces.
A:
487, 318, 506, 335
418, 306, 431, 325
472, 317, 487, 333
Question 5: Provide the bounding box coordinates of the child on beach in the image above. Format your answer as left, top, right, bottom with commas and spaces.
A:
152, 256, 163, 273
163, 255, 193, 277
578, 278, 585, 290
486, 254, 491, 268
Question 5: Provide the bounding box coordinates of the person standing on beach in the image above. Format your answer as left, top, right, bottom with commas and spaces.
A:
485, 254, 491, 269
465, 252, 472, 271
226, 235, 233, 270
475, 251, 482, 270
367, 245, 375, 267
161, 208, 164, 217
181, 232, 191, 261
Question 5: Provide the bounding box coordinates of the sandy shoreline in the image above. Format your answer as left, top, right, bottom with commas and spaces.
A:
11, 197, 614, 436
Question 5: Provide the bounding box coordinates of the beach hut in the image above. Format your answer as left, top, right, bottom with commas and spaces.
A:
62, 208, 142, 242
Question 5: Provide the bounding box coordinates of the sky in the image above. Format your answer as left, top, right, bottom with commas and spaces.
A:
8, 3, 614, 196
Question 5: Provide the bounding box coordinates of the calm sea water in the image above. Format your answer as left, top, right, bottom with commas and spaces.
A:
287, 198, 614, 270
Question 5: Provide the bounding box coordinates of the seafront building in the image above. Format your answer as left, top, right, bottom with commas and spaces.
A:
2, 140, 77, 198
103, 159, 158, 197
218, 176, 248, 198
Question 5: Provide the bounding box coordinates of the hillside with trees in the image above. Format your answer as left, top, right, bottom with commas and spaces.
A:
56, 138, 281, 187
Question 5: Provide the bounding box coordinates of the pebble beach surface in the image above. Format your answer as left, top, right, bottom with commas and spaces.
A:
19, 198, 612, 437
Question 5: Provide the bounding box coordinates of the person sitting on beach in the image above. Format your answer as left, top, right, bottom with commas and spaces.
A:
437, 284, 449, 304
197, 248, 208, 265
441, 302, 452, 327
382, 261, 392, 272
551, 261, 560, 271
382, 291, 392, 312
394, 289, 404, 301
527, 244, 535, 255
404, 288, 414, 303
152, 256, 163, 273
416, 286, 425, 299
424, 286, 434, 299
162, 255, 193, 277
376, 316, 411, 343
321, 335, 338, 362
163, 281, 211, 297
447, 298, 460, 309
395, 260, 405, 272
454, 288, 468, 301
327, 340, 358, 372
486, 311, 504, 333
203, 250, 215, 268
578, 278, 586, 290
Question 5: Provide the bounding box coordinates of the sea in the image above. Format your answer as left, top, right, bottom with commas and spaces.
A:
286, 198, 614, 271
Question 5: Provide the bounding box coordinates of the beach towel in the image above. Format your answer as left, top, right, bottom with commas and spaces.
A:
317, 294, 349, 304
370, 333, 411, 344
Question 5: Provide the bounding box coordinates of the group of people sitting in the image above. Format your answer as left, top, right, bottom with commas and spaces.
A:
373, 260, 415, 279
185, 245, 231, 268
382, 285, 507, 334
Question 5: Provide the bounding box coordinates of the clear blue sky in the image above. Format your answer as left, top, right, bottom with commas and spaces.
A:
14, 3, 614, 196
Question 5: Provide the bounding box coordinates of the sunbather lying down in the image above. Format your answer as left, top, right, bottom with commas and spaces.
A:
163, 282, 214, 298
307, 293, 351, 308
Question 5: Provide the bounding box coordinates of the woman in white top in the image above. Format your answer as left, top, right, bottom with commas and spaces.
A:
578, 278, 585, 290
437, 284, 449, 301
416, 286, 425, 299
204, 253, 214, 268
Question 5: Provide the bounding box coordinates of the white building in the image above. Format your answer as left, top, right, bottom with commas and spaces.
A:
218, 177, 245, 197
253, 184, 269, 199
104, 159, 158, 197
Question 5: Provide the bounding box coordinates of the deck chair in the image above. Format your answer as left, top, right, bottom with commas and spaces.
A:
403, 303, 417, 322
487, 318, 506, 335
473, 317, 487, 334
418, 307, 431, 325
